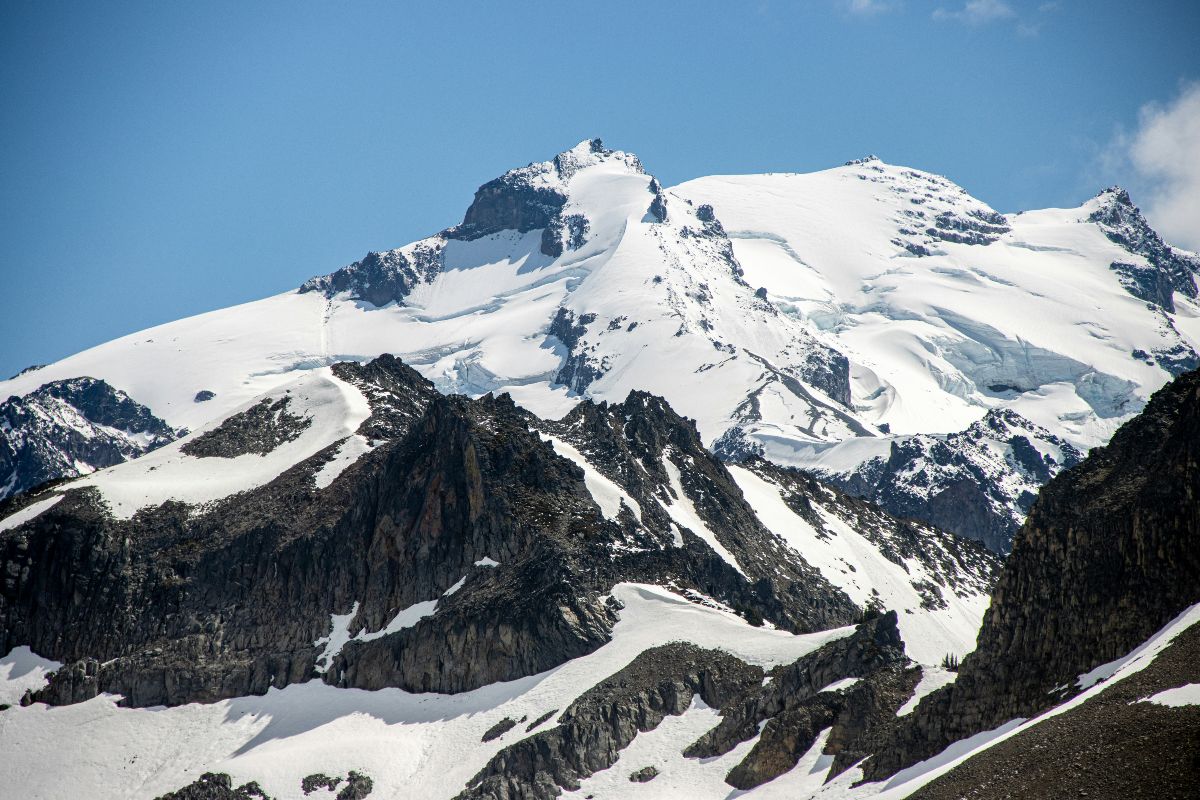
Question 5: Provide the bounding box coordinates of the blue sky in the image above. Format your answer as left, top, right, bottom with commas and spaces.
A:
1, 0, 1197, 379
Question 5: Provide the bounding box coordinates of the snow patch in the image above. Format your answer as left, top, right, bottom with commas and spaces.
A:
0, 494, 63, 533
541, 433, 642, 523
0, 646, 62, 705
1138, 683, 1200, 707
660, 451, 746, 576
819, 677, 861, 694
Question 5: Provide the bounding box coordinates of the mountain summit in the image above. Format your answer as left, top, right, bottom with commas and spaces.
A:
1, 141, 1197, 552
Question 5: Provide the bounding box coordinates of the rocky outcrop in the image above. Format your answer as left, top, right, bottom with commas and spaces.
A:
459, 642, 763, 799
0, 377, 179, 501
180, 396, 311, 458
157, 770, 374, 800
299, 241, 445, 307
817, 408, 1084, 552
1089, 187, 1199, 313
743, 460, 1000, 601
459, 613, 917, 799
155, 773, 273, 800
2, 355, 860, 709
864, 367, 1200, 781
686, 612, 914, 788
926, 208, 1010, 246
448, 138, 640, 258
908, 621, 1200, 800
534, 392, 862, 633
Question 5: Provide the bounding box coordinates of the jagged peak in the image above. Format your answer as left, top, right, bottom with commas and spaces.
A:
844, 154, 883, 166
551, 138, 645, 180
1095, 185, 1134, 208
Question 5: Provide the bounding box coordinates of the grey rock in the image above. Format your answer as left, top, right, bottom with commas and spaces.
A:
629, 766, 659, 782
864, 368, 1200, 781
0, 377, 179, 501
300, 242, 444, 307
820, 408, 1084, 553
180, 396, 311, 458
482, 717, 518, 742
1088, 187, 1199, 312
154, 773, 273, 800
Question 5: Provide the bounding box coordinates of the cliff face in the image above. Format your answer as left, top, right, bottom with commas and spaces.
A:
866, 368, 1200, 780
0, 355, 864, 709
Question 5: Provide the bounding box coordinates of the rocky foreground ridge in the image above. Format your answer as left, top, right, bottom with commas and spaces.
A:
862, 367, 1200, 793
1, 355, 995, 711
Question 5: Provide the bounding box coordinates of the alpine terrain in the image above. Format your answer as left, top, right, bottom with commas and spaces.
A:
1, 140, 1197, 799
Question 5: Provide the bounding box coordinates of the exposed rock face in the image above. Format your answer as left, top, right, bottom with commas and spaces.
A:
1089, 187, 1200, 313
817, 408, 1083, 553
448, 138, 641, 259
908, 623, 1200, 800
459, 642, 763, 799
926, 208, 1010, 246
548, 307, 603, 393
459, 614, 916, 799
180, 396, 311, 458
686, 612, 914, 789
455, 176, 567, 243
158, 770, 375, 800
2, 355, 862, 709
533, 392, 862, 633
155, 773, 273, 800
864, 368, 1200, 781
743, 460, 1000, 602
0, 377, 179, 501
299, 241, 445, 307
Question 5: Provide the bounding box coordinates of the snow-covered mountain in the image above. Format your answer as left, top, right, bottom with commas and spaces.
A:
1, 140, 1195, 549
0, 354, 999, 798
2, 360, 1196, 800
2, 139, 1199, 800
1, 376, 179, 500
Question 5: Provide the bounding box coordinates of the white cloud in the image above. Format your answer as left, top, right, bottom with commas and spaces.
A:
1126, 83, 1200, 252
843, 0, 893, 13
933, 0, 1016, 24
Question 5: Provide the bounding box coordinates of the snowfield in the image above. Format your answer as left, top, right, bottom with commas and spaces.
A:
1, 142, 1196, 799
0, 584, 854, 800
5, 596, 1194, 799
2, 145, 1193, 516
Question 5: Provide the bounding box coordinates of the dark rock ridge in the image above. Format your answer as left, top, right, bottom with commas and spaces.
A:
180, 395, 311, 458
686, 611, 916, 789
457, 613, 917, 799
2, 354, 869, 708
458, 642, 763, 799
448, 139, 635, 252
156, 770, 374, 800
299, 241, 445, 308
0, 377, 180, 501
817, 407, 1084, 553
739, 459, 1001, 602
300, 140, 634, 304
547, 307, 602, 393
1089, 187, 1200, 313
155, 773, 273, 800
926, 208, 1011, 246
530, 391, 862, 633
864, 367, 1200, 781
907, 621, 1200, 800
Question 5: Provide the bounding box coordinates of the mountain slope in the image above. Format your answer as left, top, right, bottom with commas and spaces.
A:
862, 366, 1200, 785
0, 353, 999, 798
1, 143, 1195, 550
1, 142, 1195, 550
0, 377, 179, 500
